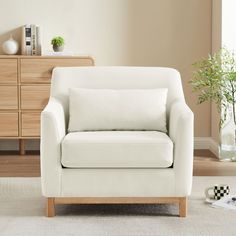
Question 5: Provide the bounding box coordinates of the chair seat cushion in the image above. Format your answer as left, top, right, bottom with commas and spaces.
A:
61, 131, 173, 168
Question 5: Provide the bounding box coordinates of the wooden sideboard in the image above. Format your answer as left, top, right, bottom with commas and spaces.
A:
0, 55, 94, 154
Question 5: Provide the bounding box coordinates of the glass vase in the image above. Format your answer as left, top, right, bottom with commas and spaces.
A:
219, 107, 236, 161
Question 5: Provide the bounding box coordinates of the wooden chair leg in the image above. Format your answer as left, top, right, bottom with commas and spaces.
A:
46, 198, 55, 217
179, 197, 187, 217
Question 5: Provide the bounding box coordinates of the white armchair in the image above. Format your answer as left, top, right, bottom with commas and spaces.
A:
41, 67, 193, 217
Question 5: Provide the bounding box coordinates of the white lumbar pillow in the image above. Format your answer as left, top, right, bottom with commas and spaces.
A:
68, 88, 168, 132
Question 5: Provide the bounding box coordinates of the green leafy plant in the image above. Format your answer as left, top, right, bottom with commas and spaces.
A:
51, 36, 65, 46
190, 48, 236, 128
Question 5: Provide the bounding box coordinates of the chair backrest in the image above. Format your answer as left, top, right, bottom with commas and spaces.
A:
50, 66, 185, 123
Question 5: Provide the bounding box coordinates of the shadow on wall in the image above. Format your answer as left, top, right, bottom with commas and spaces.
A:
0, 27, 22, 55
0, 139, 40, 151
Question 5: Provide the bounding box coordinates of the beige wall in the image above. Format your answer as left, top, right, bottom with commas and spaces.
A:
211, 0, 222, 143
0, 0, 212, 137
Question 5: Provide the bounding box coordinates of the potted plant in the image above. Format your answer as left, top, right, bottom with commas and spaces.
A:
51, 36, 65, 52
190, 48, 236, 161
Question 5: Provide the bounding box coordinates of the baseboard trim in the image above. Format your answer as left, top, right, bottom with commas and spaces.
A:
194, 137, 219, 158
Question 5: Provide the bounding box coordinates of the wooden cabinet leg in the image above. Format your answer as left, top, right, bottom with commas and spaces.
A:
46, 198, 55, 217
179, 197, 187, 217
19, 139, 25, 155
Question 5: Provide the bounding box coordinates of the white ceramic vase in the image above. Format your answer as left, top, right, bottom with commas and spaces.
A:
2, 35, 19, 55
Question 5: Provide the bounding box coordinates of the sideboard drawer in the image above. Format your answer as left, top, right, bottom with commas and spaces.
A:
0, 86, 18, 109
0, 55, 94, 154
20, 58, 94, 83
21, 85, 50, 109
0, 59, 17, 84
21, 112, 40, 137
0, 113, 18, 136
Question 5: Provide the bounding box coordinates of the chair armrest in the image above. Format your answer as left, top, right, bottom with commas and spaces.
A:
40, 98, 66, 196
169, 100, 194, 195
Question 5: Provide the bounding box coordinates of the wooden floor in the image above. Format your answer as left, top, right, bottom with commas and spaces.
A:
193, 150, 236, 176
0, 151, 40, 177
0, 150, 235, 177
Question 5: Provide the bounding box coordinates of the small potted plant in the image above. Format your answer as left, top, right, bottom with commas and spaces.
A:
51, 36, 65, 52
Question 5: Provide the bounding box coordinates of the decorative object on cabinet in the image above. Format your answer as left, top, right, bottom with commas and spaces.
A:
21, 24, 41, 55
0, 55, 94, 155
51, 36, 65, 52
2, 35, 19, 55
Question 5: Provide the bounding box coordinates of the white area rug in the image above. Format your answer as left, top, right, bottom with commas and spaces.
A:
0, 177, 236, 236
